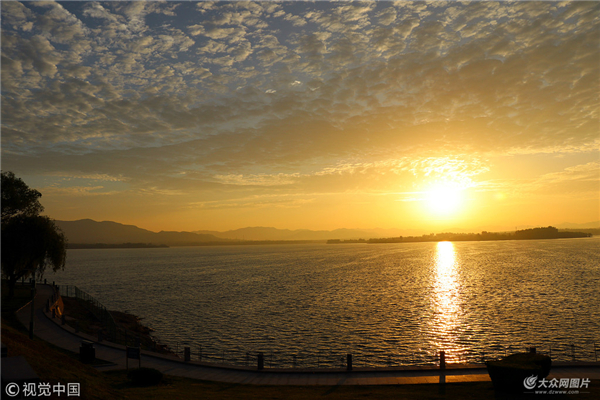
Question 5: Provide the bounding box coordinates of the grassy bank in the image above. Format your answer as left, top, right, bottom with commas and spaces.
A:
61, 295, 173, 354
1, 321, 123, 399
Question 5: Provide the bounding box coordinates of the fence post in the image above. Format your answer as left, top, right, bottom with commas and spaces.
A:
184, 347, 191, 362
257, 352, 264, 370
529, 347, 536, 354
347, 354, 352, 371
439, 351, 446, 369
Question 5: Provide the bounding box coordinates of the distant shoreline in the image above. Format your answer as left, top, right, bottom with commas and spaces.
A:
66, 227, 597, 249
67, 240, 324, 249
329, 235, 595, 244
67, 243, 169, 249
329, 227, 594, 244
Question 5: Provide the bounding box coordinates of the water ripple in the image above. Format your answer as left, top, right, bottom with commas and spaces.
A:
55, 238, 600, 367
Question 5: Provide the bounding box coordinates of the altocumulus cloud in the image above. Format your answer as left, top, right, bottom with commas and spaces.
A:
1, 1, 598, 201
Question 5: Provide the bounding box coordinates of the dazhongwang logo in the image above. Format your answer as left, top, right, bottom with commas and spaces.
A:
524, 375, 538, 390
523, 376, 591, 392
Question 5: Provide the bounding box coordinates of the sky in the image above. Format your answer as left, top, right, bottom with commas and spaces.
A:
1, 1, 599, 233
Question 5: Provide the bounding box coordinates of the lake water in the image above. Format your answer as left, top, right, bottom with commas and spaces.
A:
52, 238, 600, 367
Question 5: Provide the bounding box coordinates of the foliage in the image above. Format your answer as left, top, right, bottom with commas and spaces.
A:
2, 215, 67, 286
127, 368, 163, 386
1, 171, 44, 221
1, 171, 67, 297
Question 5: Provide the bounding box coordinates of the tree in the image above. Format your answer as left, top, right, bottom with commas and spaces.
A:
1, 171, 67, 297
1, 171, 44, 220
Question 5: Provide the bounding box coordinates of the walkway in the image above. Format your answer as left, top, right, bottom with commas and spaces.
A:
15, 284, 600, 386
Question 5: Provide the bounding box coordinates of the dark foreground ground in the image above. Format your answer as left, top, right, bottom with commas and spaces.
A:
3, 319, 598, 400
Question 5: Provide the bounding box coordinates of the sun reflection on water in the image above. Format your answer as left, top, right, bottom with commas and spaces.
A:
430, 241, 463, 359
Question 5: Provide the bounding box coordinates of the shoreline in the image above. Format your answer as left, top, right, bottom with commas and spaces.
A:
61, 296, 176, 356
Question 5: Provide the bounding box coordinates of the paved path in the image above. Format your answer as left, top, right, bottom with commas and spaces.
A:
15, 284, 600, 386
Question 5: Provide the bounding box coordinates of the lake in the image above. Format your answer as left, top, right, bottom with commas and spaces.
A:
53, 237, 600, 367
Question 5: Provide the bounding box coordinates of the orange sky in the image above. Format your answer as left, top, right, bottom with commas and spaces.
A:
2, 1, 598, 233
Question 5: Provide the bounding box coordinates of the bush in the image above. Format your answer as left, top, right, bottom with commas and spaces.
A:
127, 367, 163, 386
486, 353, 552, 393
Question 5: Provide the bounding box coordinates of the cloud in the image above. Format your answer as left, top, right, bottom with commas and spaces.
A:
213, 173, 300, 186
376, 7, 397, 26
1, 1, 598, 213
40, 185, 115, 197
532, 162, 600, 195
189, 193, 316, 210
1, 1, 34, 31
32, 1, 89, 45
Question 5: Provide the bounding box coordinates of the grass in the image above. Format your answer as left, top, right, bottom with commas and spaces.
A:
1, 319, 124, 399
61, 295, 172, 353
61, 296, 106, 335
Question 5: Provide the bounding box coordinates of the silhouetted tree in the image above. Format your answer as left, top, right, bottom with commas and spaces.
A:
1, 171, 44, 220
1, 171, 66, 297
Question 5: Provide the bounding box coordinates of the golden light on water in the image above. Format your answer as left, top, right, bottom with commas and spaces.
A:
430, 241, 463, 358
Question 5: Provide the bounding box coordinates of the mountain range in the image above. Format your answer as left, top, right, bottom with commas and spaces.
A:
55, 219, 224, 246
192, 227, 417, 241
55, 219, 599, 246
55, 219, 418, 245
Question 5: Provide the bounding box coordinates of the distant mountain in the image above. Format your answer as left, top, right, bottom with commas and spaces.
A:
195, 227, 296, 240
56, 219, 225, 246
193, 226, 413, 241
56, 219, 599, 246
193, 222, 600, 241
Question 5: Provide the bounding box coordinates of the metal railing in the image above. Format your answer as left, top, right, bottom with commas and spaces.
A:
58, 284, 118, 342
40, 281, 600, 370
56, 284, 172, 353
163, 341, 599, 369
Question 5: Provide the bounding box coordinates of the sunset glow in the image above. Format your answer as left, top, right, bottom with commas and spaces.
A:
1, 1, 598, 233
430, 241, 461, 353
425, 184, 464, 217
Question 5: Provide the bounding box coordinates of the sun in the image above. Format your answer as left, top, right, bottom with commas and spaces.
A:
425, 183, 464, 216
